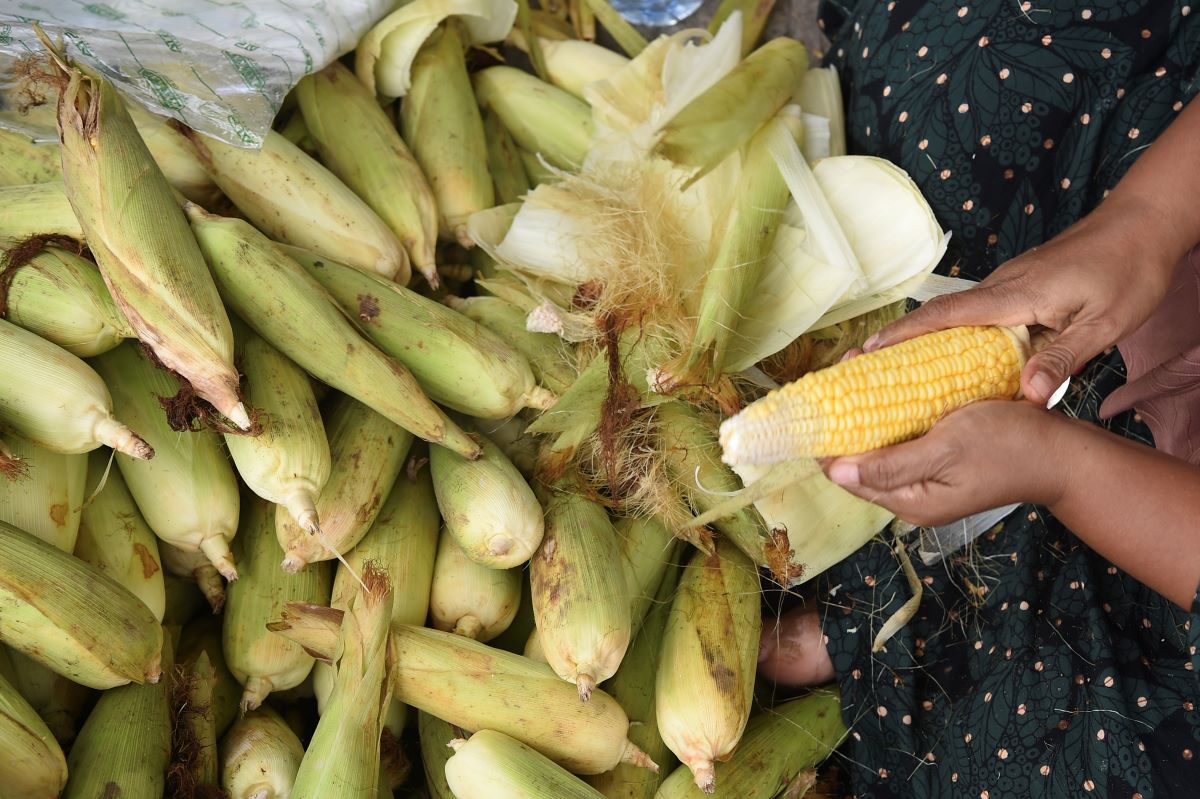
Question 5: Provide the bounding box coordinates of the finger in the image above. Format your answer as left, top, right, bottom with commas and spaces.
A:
864, 280, 1037, 351
1021, 322, 1107, 404
838, 347, 863, 363
825, 437, 948, 494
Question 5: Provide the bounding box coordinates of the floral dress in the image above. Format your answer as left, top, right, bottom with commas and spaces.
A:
797, 2, 1200, 796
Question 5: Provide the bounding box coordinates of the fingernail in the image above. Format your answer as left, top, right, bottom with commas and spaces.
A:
1029, 371, 1056, 402
828, 461, 860, 487
863, 334, 880, 351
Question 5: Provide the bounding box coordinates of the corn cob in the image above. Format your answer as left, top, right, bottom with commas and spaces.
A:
531, 488, 631, 699
175, 616, 242, 739
520, 148, 556, 187
655, 689, 844, 798
64, 636, 173, 799
615, 515, 679, 634
221, 705, 305, 799
430, 529, 522, 641
186, 206, 481, 460
418, 711, 459, 799
163, 574, 208, 627
92, 341, 241, 579
160, 542, 227, 614
297, 61, 439, 287
707, 0, 775, 56
0, 518, 163, 687
447, 729, 611, 799
225, 497, 333, 711
0, 182, 82, 243
0, 129, 61, 186
0, 317, 151, 458
224, 324, 331, 536
430, 429, 544, 569
291, 247, 556, 419
1, 245, 134, 357
538, 37, 630, 98
446, 295, 577, 394
278, 108, 319, 157
0, 660, 67, 799
183, 127, 410, 284
657, 540, 762, 793
49, 55, 249, 431
524, 627, 550, 663
474, 66, 594, 170
276, 394, 411, 572
125, 103, 224, 208
720, 325, 1031, 465
0, 432, 85, 553
4, 649, 92, 748
485, 108, 533, 204
168, 650, 220, 797
491, 572, 538, 655
75, 450, 166, 621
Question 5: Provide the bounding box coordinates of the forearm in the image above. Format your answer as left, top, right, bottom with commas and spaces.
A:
1042, 416, 1200, 609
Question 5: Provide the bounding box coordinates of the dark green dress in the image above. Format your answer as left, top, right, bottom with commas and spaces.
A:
804, 2, 1200, 796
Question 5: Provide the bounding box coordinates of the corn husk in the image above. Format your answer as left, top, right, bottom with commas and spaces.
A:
276, 394, 411, 572
0, 518, 163, 688
0, 128, 61, 186
0, 432, 85, 553
221, 705, 305, 799
446, 729, 610, 799
225, 497, 333, 712
535, 37, 629, 99
656, 540, 761, 793
278, 108, 319, 156
175, 616, 242, 740
168, 649, 221, 797
798, 67, 845, 157
474, 66, 594, 170
445, 295, 576, 394
0, 659, 67, 799
531, 487, 631, 699
296, 61, 439, 287
0, 317, 151, 459
707, 0, 774, 56
484, 108, 532, 204
4, 649, 92, 748
430, 529, 521, 641
74, 450, 166, 621
186, 206, 481, 460
291, 247, 555, 419
92, 341, 241, 580
615, 515, 679, 634
160, 542, 227, 614
490, 572, 538, 655
0, 182, 82, 243
520, 148, 556, 186
417, 711, 458, 799
125, 104, 224, 207
430, 428, 544, 569
524, 628, 549, 663
163, 574, 208, 628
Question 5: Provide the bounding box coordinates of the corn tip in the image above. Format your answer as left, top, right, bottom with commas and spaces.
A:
576, 672, 595, 702
691, 761, 716, 794
200, 536, 238, 581
280, 553, 305, 574
241, 676, 271, 713
525, 386, 558, 411
228, 401, 253, 431
620, 741, 659, 772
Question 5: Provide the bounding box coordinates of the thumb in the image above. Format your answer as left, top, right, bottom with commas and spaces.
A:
865, 279, 1035, 351
1022, 324, 1104, 405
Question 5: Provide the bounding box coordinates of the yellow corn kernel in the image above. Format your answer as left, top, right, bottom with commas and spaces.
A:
720, 325, 1030, 465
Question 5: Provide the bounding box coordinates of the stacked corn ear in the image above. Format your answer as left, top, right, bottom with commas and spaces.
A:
484, 108, 533, 204
430, 528, 522, 641
531, 486, 632, 700
278, 108, 319, 157
0, 432, 86, 552
93, 341, 241, 579
524, 628, 550, 663
0, 128, 62, 186
474, 414, 540, 480
0, 317, 152, 459
473, 66, 594, 170
4, 649, 93, 748
446, 295, 577, 395
0, 182, 84, 243
160, 542, 227, 614
615, 515, 680, 634
297, 61, 439, 287
446, 729, 611, 799
74, 450, 166, 621
221, 705, 305, 799
186, 206, 481, 460
537, 38, 631, 99
169, 650, 221, 796
291, 247, 556, 419
225, 323, 331, 536
490, 571, 538, 655
176, 616, 242, 739
225, 497, 333, 712
276, 393, 411, 572
163, 574, 208, 627
0, 245, 135, 358
0, 519, 163, 688
417, 711, 458, 799
430, 428, 544, 568
0, 661, 67, 798
657, 540, 762, 793
125, 103, 224, 207
51, 56, 250, 431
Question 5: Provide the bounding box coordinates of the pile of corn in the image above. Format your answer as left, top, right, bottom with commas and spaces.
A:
0, 1, 1036, 796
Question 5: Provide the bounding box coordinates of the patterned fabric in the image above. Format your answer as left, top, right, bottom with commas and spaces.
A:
802, 2, 1200, 797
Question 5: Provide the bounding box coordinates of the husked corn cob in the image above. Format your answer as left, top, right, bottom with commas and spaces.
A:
220, 705, 305, 799
720, 325, 1031, 465
430, 429, 544, 569
75, 451, 166, 621
225, 497, 332, 711
430, 529, 522, 641
0, 318, 151, 459
446, 295, 577, 394
474, 66, 594, 170
0, 519, 163, 688
1, 245, 134, 357
50, 55, 249, 431
93, 341, 241, 579
297, 61, 439, 287
0, 129, 61, 186
0, 432, 85, 552
446, 729, 610, 799
125, 104, 224, 208
418, 711, 458, 799
0, 661, 67, 799
485, 108, 533, 204
531, 488, 632, 700
292, 247, 556, 419
160, 542, 227, 614
276, 394, 411, 572
0, 182, 82, 243
186, 206, 481, 460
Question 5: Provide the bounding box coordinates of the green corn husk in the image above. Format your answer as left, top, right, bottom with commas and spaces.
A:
531, 487, 631, 700
430, 529, 521, 641
417, 711, 458, 799
291, 247, 556, 419
75, 450, 166, 621
225, 497, 333, 712
125, 104, 224, 208
0, 432, 85, 552
655, 38, 808, 181
50, 54, 249, 430
519, 148, 556, 187
445, 295, 576, 395
92, 341, 242, 580
221, 705, 305, 799
535, 38, 630, 99
297, 61, 439, 288
0, 519, 163, 688
184, 126, 411, 285
615, 516, 680, 634
0, 317, 152, 459
707, 0, 776, 56
401, 20, 495, 247
474, 66, 594, 170
160, 542, 227, 614
276, 394, 411, 573
0, 182, 82, 243
0, 129, 61, 186
185, 206, 481, 461
446, 729, 611, 798
64, 636, 173, 799
163, 574, 208, 627
168, 650, 221, 797
656, 540, 762, 793
484, 108, 532, 205
0, 245, 134, 357
225, 324, 331, 536
4, 649, 92, 749
0, 659, 67, 799
430, 429, 544, 569
580, 0, 647, 57
278, 109, 319, 157
176, 616, 241, 739
490, 573, 538, 655
473, 415, 539, 480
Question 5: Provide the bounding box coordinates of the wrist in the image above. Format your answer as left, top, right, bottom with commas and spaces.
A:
1099, 181, 1200, 274
1023, 410, 1078, 508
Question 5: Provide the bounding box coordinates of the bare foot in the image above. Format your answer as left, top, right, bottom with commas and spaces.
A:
758, 603, 836, 686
